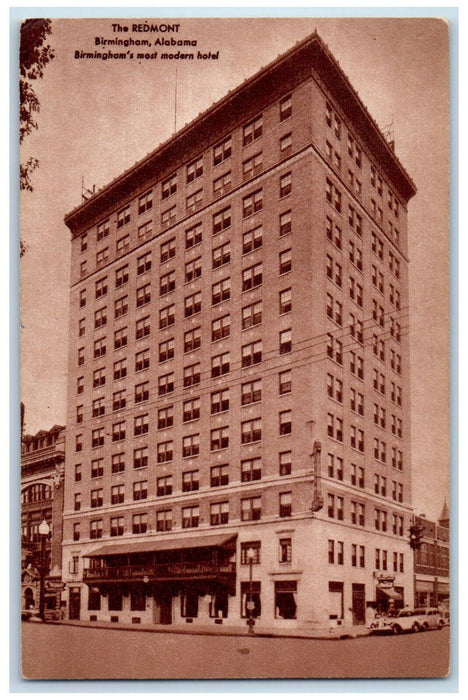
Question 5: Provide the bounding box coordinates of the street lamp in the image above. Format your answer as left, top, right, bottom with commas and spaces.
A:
246, 547, 255, 635
38, 518, 50, 621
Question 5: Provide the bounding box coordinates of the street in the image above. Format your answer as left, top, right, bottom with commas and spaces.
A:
21, 623, 450, 680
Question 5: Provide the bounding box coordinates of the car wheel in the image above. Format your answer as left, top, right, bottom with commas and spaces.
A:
438, 619, 444, 629
392, 625, 401, 635
412, 622, 420, 633
423, 622, 429, 631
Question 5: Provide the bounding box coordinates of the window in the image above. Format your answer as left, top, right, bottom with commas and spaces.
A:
243, 152, 263, 179
327, 256, 342, 288
327, 453, 344, 481
185, 257, 202, 282
186, 188, 203, 211
158, 339, 174, 363
213, 206, 231, 234
327, 293, 342, 326
184, 291, 201, 317
327, 493, 344, 520
186, 155, 203, 183
182, 505, 199, 529
242, 263, 262, 291
134, 414, 149, 436
94, 307, 107, 330
133, 480, 148, 501
241, 340, 262, 367
111, 388, 126, 412
212, 243, 230, 271
156, 509, 172, 532
93, 367, 106, 387
182, 468, 199, 490
80, 233, 87, 252
138, 220, 152, 241
160, 237, 176, 263
74, 464, 82, 482
135, 316, 150, 340
112, 453, 125, 473
351, 500, 365, 526
348, 134, 362, 168
132, 513, 147, 535
211, 426, 229, 451
162, 173, 177, 200
95, 248, 108, 269
110, 516, 124, 537
327, 414, 343, 442
184, 327, 201, 353
213, 136, 231, 166
211, 352, 230, 377
374, 438, 387, 463
93, 337, 106, 359
278, 409, 292, 436
159, 304, 175, 329
74, 493, 81, 511
158, 405, 174, 429
111, 484, 124, 504
90, 488, 103, 508
279, 288, 292, 315
79, 289, 86, 308
327, 374, 343, 403
158, 372, 174, 396
135, 284, 151, 308
279, 328, 292, 354
278, 492, 292, 518
157, 440, 173, 463
113, 359, 126, 381
243, 114, 263, 145
211, 388, 229, 414
116, 235, 130, 255
115, 265, 129, 289
112, 420, 126, 442
242, 301, 262, 329
78, 347, 85, 366
241, 379, 262, 405
280, 172, 292, 198
185, 222, 203, 249
159, 270, 175, 296
210, 502, 229, 525
90, 520, 103, 539
182, 435, 200, 458
183, 397, 200, 422
75, 433, 83, 452
279, 249, 292, 275
213, 172, 231, 197
279, 210, 292, 237
351, 463, 365, 488
138, 190, 152, 215
157, 476, 173, 497
280, 133, 292, 157
92, 397, 105, 417
326, 178, 341, 213
241, 419, 262, 444
241, 541, 261, 565
133, 447, 148, 469
135, 348, 150, 372
211, 464, 229, 487
241, 496, 261, 521
243, 189, 263, 218
325, 100, 341, 138
279, 451, 292, 476
212, 314, 230, 342
280, 94, 292, 121
212, 277, 230, 305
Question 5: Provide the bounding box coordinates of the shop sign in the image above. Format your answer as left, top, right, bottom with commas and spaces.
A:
377, 575, 395, 589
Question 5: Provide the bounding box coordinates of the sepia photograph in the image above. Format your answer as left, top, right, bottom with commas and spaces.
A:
18, 12, 452, 682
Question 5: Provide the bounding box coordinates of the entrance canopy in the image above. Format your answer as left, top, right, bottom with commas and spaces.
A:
377, 587, 403, 600
87, 533, 237, 558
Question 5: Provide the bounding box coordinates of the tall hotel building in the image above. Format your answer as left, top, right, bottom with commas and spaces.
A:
62, 32, 416, 630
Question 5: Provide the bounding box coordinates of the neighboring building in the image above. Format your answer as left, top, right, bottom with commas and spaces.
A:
414, 503, 450, 608
62, 31, 416, 631
21, 423, 65, 617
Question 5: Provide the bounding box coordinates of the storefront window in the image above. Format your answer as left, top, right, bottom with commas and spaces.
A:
87, 588, 101, 611
274, 580, 297, 619
181, 591, 199, 618
131, 589, 146, 612
328, 581, 344, 620
240, 581, 261, 618
209, 590, 229, 618
108, 590, 122, 611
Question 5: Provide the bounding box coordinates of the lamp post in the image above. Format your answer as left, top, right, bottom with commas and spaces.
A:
38, 518, 50, 621
246, 547, 255, 635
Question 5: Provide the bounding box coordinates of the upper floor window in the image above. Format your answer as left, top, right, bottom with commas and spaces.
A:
280, 94, 292, 121
138, 190, 153, 215
243, 115, 263, 145
186, 156, 203, 184
117, 205, 130, 228
213, 136, 232, 166
97, 219, 110, 241
162, 173, 177, 200
243, 189, 263, 218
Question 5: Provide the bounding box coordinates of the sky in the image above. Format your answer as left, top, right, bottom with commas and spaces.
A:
19, 15, 450, 522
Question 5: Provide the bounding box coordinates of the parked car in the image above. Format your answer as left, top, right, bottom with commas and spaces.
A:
417, 607, 445, 630
388, 607, 426, 634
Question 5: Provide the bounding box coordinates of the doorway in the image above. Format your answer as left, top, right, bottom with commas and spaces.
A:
352, 583, 366, 625
160, 592, 172, 624
69, 588, 81, 620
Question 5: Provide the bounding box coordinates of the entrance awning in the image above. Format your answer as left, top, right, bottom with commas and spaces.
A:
377, 587, 403, 600
87, 533, 237, 558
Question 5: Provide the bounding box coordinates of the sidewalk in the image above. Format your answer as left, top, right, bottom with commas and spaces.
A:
47, 617, 370, 640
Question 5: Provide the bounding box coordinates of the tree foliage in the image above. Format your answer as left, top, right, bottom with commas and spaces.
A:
19, 19, 54, 189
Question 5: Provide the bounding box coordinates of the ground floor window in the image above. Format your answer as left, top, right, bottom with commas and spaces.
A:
328, 581, 344, 620
275, 580, 297, 619
88, 588, 101, 611
181, 590, 199, 618
240, 581, 261, 618
209, 590, 229, 618
131, 589, 146, 611
108, 590, 123, 611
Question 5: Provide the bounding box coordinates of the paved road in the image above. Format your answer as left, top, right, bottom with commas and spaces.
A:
21, 623, 450, 680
